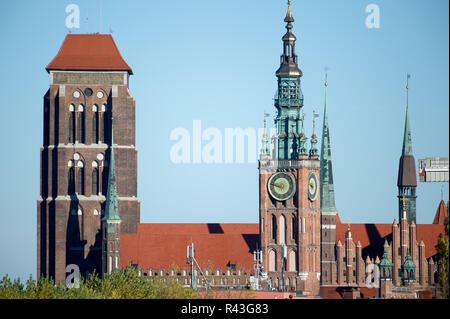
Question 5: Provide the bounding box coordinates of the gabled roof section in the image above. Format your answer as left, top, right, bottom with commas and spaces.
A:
120, 223, 259, 272
46, 34, 133, 74
433, 200, 448, 225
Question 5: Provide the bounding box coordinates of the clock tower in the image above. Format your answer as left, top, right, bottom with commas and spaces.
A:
259, 1, 321, 294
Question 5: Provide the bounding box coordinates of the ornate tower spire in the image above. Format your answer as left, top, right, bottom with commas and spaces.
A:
320, 75, 337, 213
102, 121, 122, 275
319, 73, 337, 286
397, 73, 417, 224
276, 0, 302, 78
285, 0, 294, 24
274, 0, 304, 159
402, 74, 413, 156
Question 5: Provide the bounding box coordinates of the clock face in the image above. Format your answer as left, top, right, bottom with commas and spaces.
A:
308, 172, 318, 201
268, 172, 296, 201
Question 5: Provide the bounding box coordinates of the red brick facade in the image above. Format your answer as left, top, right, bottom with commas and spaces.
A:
258, 156, 321, 294
38, 35, 140, 282
37, 34, 446, 299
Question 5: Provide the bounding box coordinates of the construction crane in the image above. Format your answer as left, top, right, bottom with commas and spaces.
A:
418, 157, 449, 182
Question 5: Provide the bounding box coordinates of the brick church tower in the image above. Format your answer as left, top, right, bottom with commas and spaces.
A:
319, 78, 338, 286
37, 34, 140, 282
259, 1, 321, 294
397, 75, 417, 224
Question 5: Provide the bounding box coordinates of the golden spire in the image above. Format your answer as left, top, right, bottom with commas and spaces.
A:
285, 0, 294, 23
401, 195, 407, 211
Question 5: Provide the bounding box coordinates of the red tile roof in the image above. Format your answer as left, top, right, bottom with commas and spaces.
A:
46, 34, 133, 74
336, 214, 445, 259
319, 286, 378, 299
121, 223, 259, 272
121, 215, 445, 274
433, 200, 448, 225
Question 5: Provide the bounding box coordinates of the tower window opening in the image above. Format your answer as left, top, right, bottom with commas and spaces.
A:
92, 111, 99, 144
78, 111, 85, 144
291, 216, 296, 240
272, 215, 277, 243
92, 167, 99, 195
280, 215, 286, 244
77, 167, 85, 195
69, 111, 75, 143
68, 167, 75, 195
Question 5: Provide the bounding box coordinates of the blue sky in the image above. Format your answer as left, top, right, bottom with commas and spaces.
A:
0, 0, 448, 281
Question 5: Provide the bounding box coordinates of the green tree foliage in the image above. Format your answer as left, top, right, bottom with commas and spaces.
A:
435, 202, 449, 299
0, 265, 197, 299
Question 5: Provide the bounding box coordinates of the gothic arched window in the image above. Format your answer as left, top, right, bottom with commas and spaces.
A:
77, 166, 84, 195
78, 106, 85, 144
92, 105, 99, 144
288, 250, 297, 272
102, 161, 108, 195
291, 215, 297, 241
272, 215, 277, 243
68, 166, 75, 195
269, 250, 276, 272
279, 215, 286, 244
92, 167, 99, 195
103, 106, 109, 144
69, 105, 75, 143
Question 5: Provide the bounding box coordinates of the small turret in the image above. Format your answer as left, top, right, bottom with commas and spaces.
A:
309, 112, 319, 158
260, 116, 270, 157
102, 123, 122, 275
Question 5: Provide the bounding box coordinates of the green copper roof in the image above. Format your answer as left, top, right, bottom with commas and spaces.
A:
103, 124, 121, 224
379, 248, 393, 268
401, 105, 413, 156
401, 249, 416, 270
320, 85, 337, 212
